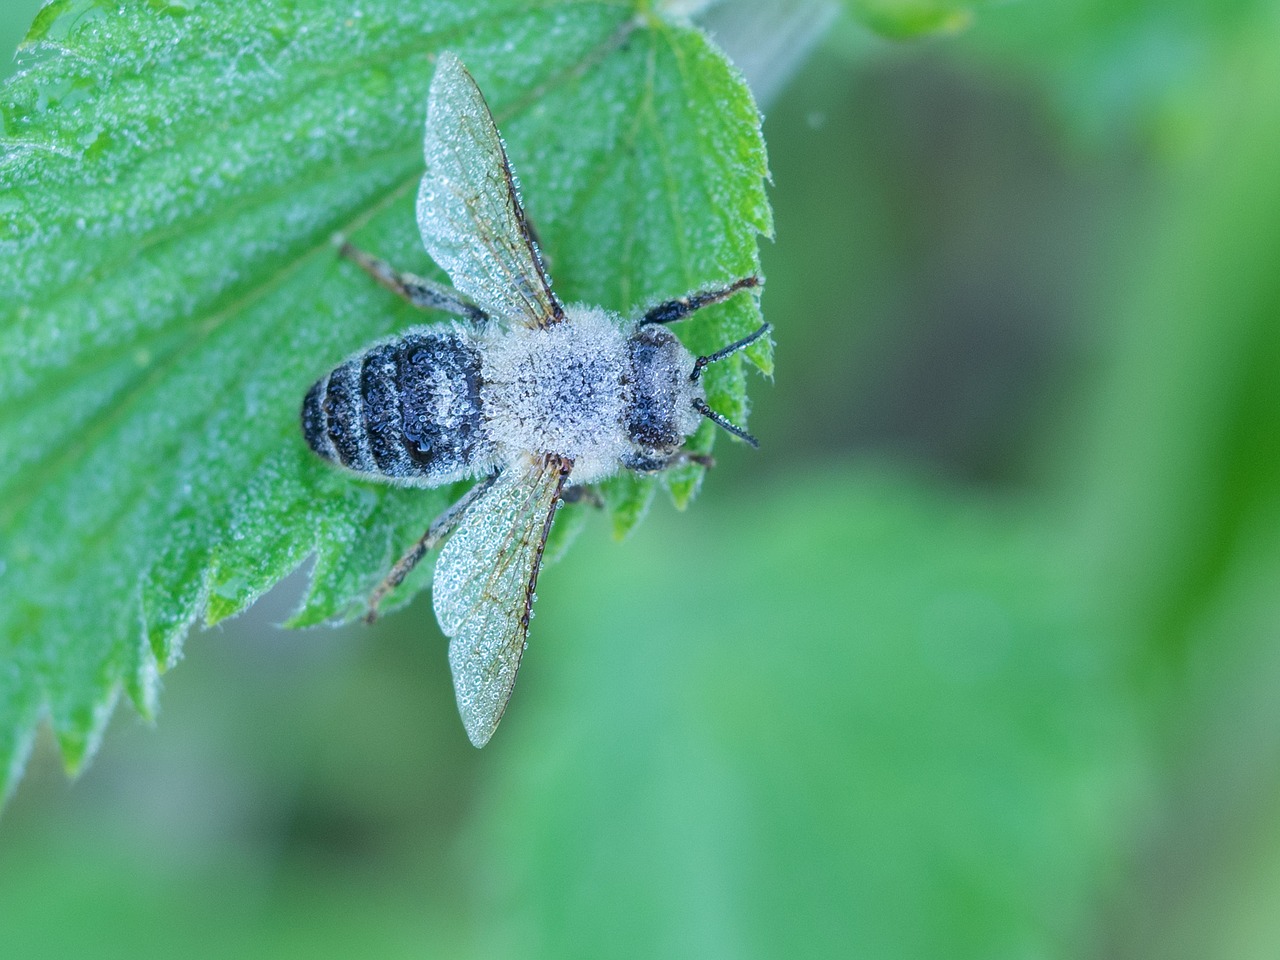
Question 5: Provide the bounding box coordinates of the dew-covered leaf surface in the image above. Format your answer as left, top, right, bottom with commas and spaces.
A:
0, 0, 771, 798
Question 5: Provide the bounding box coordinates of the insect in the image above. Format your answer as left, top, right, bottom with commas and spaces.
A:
302, 52, 768, 747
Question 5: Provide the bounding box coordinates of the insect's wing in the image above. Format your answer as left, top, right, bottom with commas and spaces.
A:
432, 455, 570, 747
416, 52, 564, 330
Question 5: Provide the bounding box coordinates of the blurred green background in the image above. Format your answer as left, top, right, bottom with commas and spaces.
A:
3, 1, 1279, 958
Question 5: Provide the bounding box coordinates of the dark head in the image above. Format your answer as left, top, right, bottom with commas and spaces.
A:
624, 324, 700, 456
622, 321, 770, 462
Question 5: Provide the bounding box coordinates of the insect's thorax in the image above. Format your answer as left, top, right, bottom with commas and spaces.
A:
480, 306, 702, 483
481, 306, 624, 483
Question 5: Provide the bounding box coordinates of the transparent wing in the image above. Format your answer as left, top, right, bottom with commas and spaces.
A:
416, 52, 563, 330
433, 455, 570, 747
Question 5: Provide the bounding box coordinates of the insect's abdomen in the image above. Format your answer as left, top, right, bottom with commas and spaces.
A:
302, 330, 489, 486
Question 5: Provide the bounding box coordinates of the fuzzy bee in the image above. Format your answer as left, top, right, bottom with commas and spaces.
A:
302, 53, 768, 747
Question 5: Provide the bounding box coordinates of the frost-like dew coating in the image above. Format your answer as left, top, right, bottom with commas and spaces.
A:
434, 456, 566, 747
481, 304, 633, 483
301, 52, 766, 748
416, 52, 562, 329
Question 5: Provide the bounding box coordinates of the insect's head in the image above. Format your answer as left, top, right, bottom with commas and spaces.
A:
623, 320, 770, 454
689, 322, 771, 448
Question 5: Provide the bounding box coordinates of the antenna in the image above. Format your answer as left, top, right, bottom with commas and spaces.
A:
688, 322, 770, 448
691, 322, 771, 383
693, 398, 759, 448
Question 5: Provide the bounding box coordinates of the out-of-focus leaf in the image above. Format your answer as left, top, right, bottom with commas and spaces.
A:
950, 0, 1277, 145
1068, 16, 1280, 678
1062, 23, 1280, 958
843, 0, 989, 39
0, 0, 771, 800
467, 466, 1142, 960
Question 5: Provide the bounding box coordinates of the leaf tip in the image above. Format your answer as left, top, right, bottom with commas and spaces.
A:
53, 683, 121, 779
123, 635, 163, 723
607, 475, 657, 540
21, 0, 74, 46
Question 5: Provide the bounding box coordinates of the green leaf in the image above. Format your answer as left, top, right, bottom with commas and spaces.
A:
0, 0, 771, 800
843, 0, 987, 39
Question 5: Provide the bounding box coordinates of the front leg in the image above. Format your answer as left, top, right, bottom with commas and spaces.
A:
559, 484, 605, 508
640, 276, 760, 326
620, 450, 715, 474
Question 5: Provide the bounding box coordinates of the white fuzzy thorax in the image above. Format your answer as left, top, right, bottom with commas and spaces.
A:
479, 305, 633, 483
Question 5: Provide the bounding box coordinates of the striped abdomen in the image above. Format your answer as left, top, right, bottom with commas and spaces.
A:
302, 330, 490, 486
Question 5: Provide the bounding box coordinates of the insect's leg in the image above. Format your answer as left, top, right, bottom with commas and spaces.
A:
620, 451, 715, 473
680, 452, 716, 469
559, 484, 604, 508
365, 472, 500, 623
640, 276, 760, 326
336, 239, 489, 325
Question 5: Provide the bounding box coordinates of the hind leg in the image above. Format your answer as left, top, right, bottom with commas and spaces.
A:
365, 473, 499, 623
